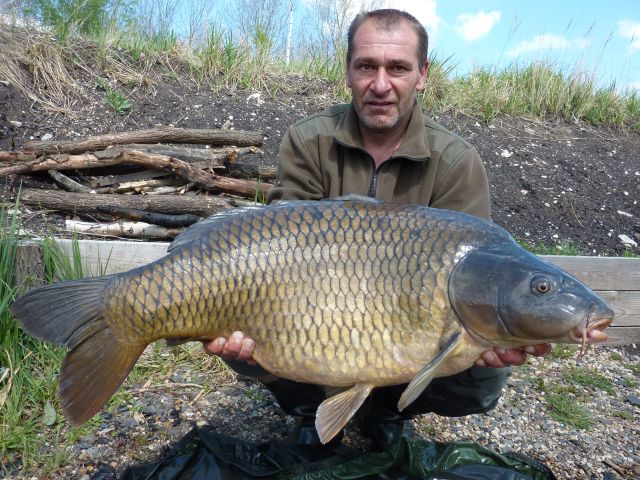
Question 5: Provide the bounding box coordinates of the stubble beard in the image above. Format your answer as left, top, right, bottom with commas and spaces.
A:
355, 97, 414, 134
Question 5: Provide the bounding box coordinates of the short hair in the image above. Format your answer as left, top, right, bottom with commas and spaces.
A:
346, 9, 429, 66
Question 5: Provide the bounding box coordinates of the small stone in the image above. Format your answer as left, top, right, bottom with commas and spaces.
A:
141, 404, 158, 415
625, 394, 640, 407
123, 417, 139, 428
41, 132, 53, 141
9, 120, 22, 128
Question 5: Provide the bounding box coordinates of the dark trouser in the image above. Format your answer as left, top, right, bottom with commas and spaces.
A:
225, 359, 511, 418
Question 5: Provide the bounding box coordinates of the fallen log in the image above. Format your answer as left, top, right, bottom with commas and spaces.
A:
1, 148, 272, 198
96, 206, 201, 228
23, 127, 263, 154
66, 220, 183, 239
18, 188, 230, 217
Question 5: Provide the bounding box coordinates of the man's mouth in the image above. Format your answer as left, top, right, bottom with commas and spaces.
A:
366, 101, 394, 107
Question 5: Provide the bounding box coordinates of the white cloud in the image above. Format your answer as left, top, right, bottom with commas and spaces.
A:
506, 33, 591, 57
618, 20, 640, 55
455, 11, 501, 42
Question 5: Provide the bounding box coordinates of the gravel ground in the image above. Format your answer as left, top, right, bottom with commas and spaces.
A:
6, 344, 637, 480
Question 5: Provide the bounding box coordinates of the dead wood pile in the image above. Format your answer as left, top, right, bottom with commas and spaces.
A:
1, 127, 277, 240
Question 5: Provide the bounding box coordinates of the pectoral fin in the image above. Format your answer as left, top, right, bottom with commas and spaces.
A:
398, 332, 462, 412
315, 383, 374, 444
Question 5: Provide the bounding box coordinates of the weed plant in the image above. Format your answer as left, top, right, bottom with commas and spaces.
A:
2, 3, 639, 131
0, 207, 66, 469
546, 392, 597, 429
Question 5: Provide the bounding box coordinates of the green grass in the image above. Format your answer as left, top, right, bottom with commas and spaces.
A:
3, 5, 639, 132
545, 392, 597, 429
0, 207, 67, 469
563, 367, 616, 394
612, 410, 634, 421
624, 363, 640, 376
550, 344, 579, 359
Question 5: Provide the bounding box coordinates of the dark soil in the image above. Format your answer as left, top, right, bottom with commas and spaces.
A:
1, 76, 639, 256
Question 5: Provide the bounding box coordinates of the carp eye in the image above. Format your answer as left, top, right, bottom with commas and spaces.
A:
531, 276, 554, 295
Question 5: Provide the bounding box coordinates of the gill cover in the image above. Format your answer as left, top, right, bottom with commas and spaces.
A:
448, 246, 610, 346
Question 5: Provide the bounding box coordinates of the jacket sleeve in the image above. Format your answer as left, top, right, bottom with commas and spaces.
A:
429, 147, 491, 220
266, 125, 324, 203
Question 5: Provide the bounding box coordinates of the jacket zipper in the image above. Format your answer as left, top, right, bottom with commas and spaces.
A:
367, 159, 379, 197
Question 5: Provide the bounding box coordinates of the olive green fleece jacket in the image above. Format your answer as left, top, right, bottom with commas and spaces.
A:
266, 101, 491, 220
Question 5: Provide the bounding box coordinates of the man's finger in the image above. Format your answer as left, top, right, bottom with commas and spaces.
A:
480, 350, 507, 368
236, 338, 256, 362
204, 337, 226, 355
222, 331, 245, 356
494, 347, 527, 366
524, 344, 552, 356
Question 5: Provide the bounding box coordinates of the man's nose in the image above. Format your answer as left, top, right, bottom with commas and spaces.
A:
370, 68, 391, 94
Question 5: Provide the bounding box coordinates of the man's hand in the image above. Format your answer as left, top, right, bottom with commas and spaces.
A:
475, 344, 551, 368
203, 331, 257, 365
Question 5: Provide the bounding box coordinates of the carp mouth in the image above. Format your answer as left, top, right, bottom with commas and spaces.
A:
570, 310, 613, 354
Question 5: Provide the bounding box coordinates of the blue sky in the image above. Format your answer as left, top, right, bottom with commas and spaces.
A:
374, 0, 640, 92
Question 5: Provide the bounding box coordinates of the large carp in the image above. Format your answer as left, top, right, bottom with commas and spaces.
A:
11, 197, 613, 444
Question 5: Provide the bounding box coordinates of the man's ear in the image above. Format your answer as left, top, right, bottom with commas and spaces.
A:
346, 64, 352, 88
416, 61, 430, 91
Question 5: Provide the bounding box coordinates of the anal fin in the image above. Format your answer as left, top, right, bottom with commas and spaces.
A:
315, 383, 374, 444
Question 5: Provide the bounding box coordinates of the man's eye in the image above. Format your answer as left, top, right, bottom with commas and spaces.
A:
360, 65, 372, 72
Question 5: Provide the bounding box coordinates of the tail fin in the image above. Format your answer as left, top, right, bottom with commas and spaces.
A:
10, 278, 145, 423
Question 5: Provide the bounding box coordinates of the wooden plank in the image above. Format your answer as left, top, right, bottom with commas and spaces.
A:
52, 239, 168, 276
541, 255, 640, 291
601, 326, 640, 346
596, 291, 640, 327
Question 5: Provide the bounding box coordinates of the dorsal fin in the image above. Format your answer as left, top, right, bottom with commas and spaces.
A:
167, 205, 264, 252
168, 200, 324, 253
330, 194, 382, 204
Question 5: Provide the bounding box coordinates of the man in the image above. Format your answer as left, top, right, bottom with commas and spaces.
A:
205, 9, 550, 448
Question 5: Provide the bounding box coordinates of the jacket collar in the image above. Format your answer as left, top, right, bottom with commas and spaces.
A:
333, 100, 431, 161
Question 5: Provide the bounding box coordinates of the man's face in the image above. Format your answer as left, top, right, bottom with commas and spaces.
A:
346, 19, 428, 135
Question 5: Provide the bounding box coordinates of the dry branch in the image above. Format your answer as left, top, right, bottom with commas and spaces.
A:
48, 170, 92, 193
0, 148, 123, 175
1, 148, 271, 198
111, 178, 184, 194
66, 220, 183, 239
0, 151, 38, 163
223, 162, 277, 181
18, 188, 229, 217
23, 127, 263, 154
124, 144, 260, 165
88, 170, 168, 188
